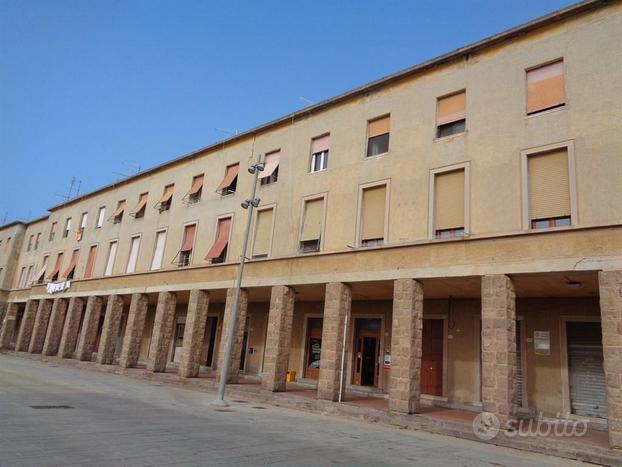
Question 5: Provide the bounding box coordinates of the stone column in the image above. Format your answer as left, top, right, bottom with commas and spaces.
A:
119, 293, 149, 368
179, 289, 210, 378
318, 282, 352, 401
389, 279, 424, 414
96, 295, 125, 365
0, 303, 19, 350
481, 274, 517, 422
262, 285, 295, 391
42, 298, 69, 356
147, 292, 177, 372
29, 299, 53, 354
58, 297, 85, 358
599, 270, 622, 450
216, 288, 249, 383
75, 296, 103, 361
15, 300, 39, 352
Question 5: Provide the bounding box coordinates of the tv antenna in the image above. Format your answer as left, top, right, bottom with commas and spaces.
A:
112, 161, 142, 180
55, 176, 82, 201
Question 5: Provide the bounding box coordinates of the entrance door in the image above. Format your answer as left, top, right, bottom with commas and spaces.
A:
353, 318, 381, 387
421, 319, 443, 396
304, 317, 323, 379
239, 316, 250, 372
567, 321, 608, 419
200, 316, 218, 367
172, 321, 185, 362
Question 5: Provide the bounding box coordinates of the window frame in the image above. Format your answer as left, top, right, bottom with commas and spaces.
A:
150, 228, 168, 271
428, 162, 471, 240
298, 193, 328, 254
435, 89, 467, 140
365, 114, 391, 158
104, 239, 119, 277
251, 204, 276, 259
96, 207, 106, 228
525, 58, 566, 117
355, 180, 391, 247
309, 134, 330, 173
209, 213, 235, 263
177, 221, 198, 267
520, 140, 577, 231
125, 234, 142, 273
63, 217, 72, 238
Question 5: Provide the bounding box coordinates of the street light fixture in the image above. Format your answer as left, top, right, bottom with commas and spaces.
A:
214, 155, 264, 405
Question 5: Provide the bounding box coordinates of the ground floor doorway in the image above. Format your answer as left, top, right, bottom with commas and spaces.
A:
352, 318, 381, 387
201, 316, 218, 367
304, 317, 323, 380
421, 318, 443, 396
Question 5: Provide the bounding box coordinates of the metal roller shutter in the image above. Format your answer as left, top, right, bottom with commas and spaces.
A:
516, 322, 523, 407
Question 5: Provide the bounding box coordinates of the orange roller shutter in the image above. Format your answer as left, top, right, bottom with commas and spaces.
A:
361, 185, 386, 240
368, 116, 390, 137
528, 149, 570, 220
435, 170, 465, 230
527, 61, 564, 114
311, 135, 330, 154
437, 91, 466, 126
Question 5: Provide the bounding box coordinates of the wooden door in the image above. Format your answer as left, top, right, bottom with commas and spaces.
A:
421, 319, 443, 396
353, 325, 381, 387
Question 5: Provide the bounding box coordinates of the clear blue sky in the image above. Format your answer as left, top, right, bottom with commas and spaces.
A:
0, 0, 575, 223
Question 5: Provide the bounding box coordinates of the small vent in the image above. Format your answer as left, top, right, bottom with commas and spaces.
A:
30, 405, 73, 410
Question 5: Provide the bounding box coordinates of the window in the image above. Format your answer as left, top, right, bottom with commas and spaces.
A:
96, 207, 106, 228
437, 91, 466, 138
104, 241, 118, 276
310, 135, 329, 172
47, 252, 64, 282
17, 267, 27, 289
129, 193, 148, 219
111, 201, 125, 224
150, 230, 167, 270
185, 175, 204, 204
34, 255, 48, 284
34, 233, 41, 250
434, 169, 466, 238
299, 197, 324, 253
205, 217, 232, 264
84, 245, 97, 279
63, 218, 72, 238
252, 208, 274, 258
62, 249, 80, 280
26, 265, 34, 287
216, 164, 239, 195
49, 222, 57, 241
260, 151, 280, 185
126, 235, 141, 273
80, 212, 88, 231
156, 185, 174, 212
527, 60, 565, 115
27, 235, 34, 252
359, 184, 387, 246
527, 148, 571, 229
366, 115, 390, 157
177, 224, 196, 267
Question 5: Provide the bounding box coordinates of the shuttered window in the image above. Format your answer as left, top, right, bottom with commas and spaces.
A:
129, 193, 148, 218
111, 201, 125, 224
528, 149, 570, 227
96, 207, 106, 228
260, 151, 280, 185
62, 249, 80, 280
84, 245, 97, 279
151, 230, 167, 270
104, 241, 118, 276
437, 91, 466, 138
185, 175, 204, 203
216, 164, 239, 194
367, 116, 390, 157
300, 198, 324, 253
126, 236, 141, 273
178, 224, 196, 267
48, 252, 64, 281
527, 60, 565, 114
205, 217, 232, 262
253, 208, 274, 258
157, 185, 174, 212
310, 135, 329, 172
360, 185, 386, 245
434, 170, 465, 236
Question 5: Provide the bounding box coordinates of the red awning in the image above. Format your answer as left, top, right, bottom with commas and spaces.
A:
205, 218, 231, 259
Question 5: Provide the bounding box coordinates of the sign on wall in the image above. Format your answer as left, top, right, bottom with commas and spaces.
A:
534, 330, 551, 355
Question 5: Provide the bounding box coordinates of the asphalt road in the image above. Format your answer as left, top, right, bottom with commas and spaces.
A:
0, 354, 582, 466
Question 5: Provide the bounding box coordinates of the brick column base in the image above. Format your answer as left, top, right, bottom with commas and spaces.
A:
179, 290, 210, 378
318, 282, 352, 401
389, 278, 423, 414
262, 285, 295, 392
43, 298, 69, 356
58, 297, 85, 358
216, 288, 249, 384
0, 303, 19, 350
29, 300, 53, 354
96, 295, 125, 365
147, 292, 177, 372
481, 274, 517, 422
119, 293, 149, 368
75, 296, 104, 361
599, 270, 622, 450
15, 300, 39, 352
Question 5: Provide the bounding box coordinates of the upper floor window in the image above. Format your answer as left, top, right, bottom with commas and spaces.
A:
260, 151, 280, 185
299, 197, 325, 253
366, 115, 390, 157
27, 234, 34, 252
126, 235, 141, 273
62, 249, 80, 280
252, 207, 274, 258
80, 212, 88, 231
359, 184, 387, 247
17, 267, 27, 289
527, 59, 565, 115
84, 245, 97, 279
310, 135, 329, 173
436, 91, 466, 138
216, 164, 239, 195
527, 148, 571, 229
63, 218, 72, 238
177, 224, 196, 267
49, 222, 57, 242
96, 207, 106, 228
34, 233, 41, 250
156, 185, 174, 212
150, 230, 167, 271
47, 252, 64, 282
111, 200, 125, 224
434, 168, 466, 239
129, 193, 148, 219
185, 175, 204, 204
206, 217, 232, 264
34, 255, 49, 284
104, 240, 118, 276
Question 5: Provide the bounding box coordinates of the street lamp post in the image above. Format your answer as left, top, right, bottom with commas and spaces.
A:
213, 154, 264, 405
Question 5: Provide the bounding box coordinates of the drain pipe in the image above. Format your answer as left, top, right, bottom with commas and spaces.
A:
337, 312, 349, 403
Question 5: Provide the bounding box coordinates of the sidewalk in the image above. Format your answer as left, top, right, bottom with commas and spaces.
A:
4, 350, 620, 466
